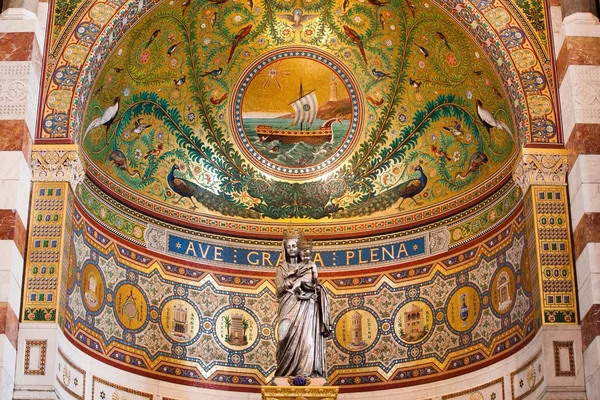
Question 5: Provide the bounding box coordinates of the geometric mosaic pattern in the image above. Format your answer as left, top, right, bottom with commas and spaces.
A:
22, 182, 71, 322
62, 200, 535, 391
524, 186, 577, 325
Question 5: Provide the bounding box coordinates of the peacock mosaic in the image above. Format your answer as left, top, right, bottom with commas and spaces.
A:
61, 199, 536, 391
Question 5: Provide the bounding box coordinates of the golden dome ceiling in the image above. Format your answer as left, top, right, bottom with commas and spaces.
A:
75, 0, 522, 237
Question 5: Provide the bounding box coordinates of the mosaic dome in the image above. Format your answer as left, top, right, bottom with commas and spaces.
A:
79, 0, 518, 238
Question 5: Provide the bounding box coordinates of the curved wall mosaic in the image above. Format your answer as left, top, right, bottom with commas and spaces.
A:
61, 194, 535, 392
37, 0, 560, 237
70, 0, 524, 235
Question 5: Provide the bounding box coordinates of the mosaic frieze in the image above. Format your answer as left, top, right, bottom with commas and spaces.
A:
77, 177, 524, 269
62, 201, 535, 391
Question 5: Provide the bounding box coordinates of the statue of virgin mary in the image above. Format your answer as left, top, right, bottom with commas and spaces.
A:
274, 230, 332, 379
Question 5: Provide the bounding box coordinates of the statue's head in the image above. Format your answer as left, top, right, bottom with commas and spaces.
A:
299, 237, 313, 263
283, 228, 301, 262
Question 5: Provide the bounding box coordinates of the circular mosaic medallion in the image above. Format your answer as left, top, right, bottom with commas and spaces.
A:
114, 283, 147, 330
491, 266, 515, 314
231, 47, 362, 179
447, 286, 481, 332
393, 300, 433, 344
215, 309, 258, 351
81, 263, 104, 312
334, 309, 378, 351
160, 299, 200, 343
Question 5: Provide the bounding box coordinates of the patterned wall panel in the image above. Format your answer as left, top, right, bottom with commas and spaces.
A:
92, 376, 153, 400
24, 340, 47, 375
510, 349, 544, 400
553, 341, 576, 377
441, 377, 504, 400
525, 186, 577, 324
56, 347, 86, 400
61, 199, 536, 392
22, 182, 71, 322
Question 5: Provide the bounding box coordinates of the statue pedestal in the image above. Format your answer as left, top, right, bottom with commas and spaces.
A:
261, 386, 339, 400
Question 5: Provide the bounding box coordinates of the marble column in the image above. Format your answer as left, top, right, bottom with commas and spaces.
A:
554, 3, 600, 398
0, 1, 45, 399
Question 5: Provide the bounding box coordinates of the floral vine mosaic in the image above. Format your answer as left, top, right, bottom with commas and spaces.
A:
78, 0, 519, 223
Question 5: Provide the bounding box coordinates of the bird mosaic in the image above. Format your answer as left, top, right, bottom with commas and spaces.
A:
227, 25, 252, 63
84, 97, 119, 140
167, 164, 202, 209
81, 0, 516, 221
278, 9, 318, 30
396, 164, 427, 209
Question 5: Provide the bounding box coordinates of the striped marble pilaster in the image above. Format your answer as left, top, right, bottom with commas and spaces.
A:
0, 3, 45, 399
555, 8, 600, 398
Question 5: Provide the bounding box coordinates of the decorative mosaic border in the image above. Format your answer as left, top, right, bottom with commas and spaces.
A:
553, 341, 576, 377
441, 376, 504, 400
510, 348, 544, 400
24, 340, 47, 375
92, 376, 153, 400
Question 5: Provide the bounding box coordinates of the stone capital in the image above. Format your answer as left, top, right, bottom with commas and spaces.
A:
31, 145, 84, 191
513, 149, 568, 194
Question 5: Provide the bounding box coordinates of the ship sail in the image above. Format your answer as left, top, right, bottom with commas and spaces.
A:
290, 90, 318, 127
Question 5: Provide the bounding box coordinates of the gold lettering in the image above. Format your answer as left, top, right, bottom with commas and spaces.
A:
199, 243, 210, 258
358, 250, 368, 264
262, 252, 273, 267
346, 251, 355, 265
275, 253, 283, 266
398, 243, 409, 257
370, 248, 380, 263
247, 251, 259, 265
382, 246, 394, 261
214, 247, 223, 261
185, 241, 197, 257
313, 252, 324, 268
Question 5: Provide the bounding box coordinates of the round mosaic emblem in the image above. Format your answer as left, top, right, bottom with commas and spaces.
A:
231, 47, 362, 179
215, 309, 258, 351
81, 263, 104, 312
447, 286, 481, 332
160, 299, 200, 343
334, 309, 378, 351
491, 266, 515, 315
114, 284, 147, 330
393, 300, 433, 344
